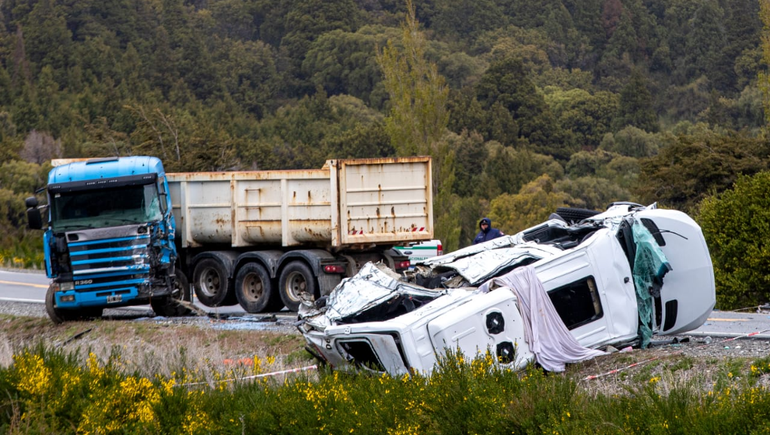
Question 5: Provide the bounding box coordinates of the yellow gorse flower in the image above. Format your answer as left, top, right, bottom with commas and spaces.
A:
13, 351, 51, 397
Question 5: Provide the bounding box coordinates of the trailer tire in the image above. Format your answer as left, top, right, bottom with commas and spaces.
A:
235, 263, 282, 313
45, 284, 102, 324
151, 269, 193, 317
279, 261, 317, 312
193, 258, 232, 307
555, 207, 601, 224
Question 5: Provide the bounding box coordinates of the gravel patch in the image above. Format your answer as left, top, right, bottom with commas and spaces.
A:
0, 300, 299, 334
0, 300, 155, 319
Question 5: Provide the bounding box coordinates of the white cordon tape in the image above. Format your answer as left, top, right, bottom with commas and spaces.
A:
581, 329, 770, 382
176, 364, 318, 387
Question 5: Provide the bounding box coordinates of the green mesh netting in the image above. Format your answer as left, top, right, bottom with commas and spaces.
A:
632, 219, 671, 348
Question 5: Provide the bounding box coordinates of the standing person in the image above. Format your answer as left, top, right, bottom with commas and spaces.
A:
473, 217, 504, 244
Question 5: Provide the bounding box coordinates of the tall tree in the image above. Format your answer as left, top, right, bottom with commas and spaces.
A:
759, 0, 770, 134
712, 0, 761, 94
376, 0, 457, 250
615, 70, 658, 132
684, 0, 725, 82
376, 0, 449, 157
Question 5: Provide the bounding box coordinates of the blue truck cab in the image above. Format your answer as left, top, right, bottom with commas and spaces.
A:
26, 156, 190, 323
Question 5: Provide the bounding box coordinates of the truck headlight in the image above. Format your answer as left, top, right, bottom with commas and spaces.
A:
60, 281, 74, 291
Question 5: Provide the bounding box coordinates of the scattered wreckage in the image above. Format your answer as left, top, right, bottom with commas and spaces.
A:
298, 203, 716, 375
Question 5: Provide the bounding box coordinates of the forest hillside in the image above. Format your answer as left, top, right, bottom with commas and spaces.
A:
0, 0, 768, 267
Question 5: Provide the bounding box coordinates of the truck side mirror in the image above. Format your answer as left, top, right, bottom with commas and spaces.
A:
26, 196, 43, 230
27, 206, 43, 230
158, 179, 168, 214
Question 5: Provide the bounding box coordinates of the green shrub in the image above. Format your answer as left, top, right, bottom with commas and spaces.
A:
8, 345, 770, 434
698, 171, 770, 309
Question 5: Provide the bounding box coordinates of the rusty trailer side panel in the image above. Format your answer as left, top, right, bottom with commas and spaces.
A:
166, 157, 433, 249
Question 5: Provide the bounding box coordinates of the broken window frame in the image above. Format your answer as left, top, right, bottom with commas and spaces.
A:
548, 276, 604, 330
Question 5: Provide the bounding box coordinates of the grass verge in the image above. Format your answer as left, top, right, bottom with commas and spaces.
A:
3, 338, 770, 434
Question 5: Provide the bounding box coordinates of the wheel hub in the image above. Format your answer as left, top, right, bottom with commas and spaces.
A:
200, 269, 220, 297
286, 272, 307, 301
243, 272, 264, 301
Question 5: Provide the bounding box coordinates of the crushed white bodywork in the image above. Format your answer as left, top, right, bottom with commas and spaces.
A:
301, 262, 445, 331
298, 203, 716, 376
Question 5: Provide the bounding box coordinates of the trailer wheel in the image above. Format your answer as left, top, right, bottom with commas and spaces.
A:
235, 263, 282, 313
555, 207, 601, 224
151, 269, 193, 317
45, 284, 102, 324
279, 261, 317, 312
193, 258, 232, 307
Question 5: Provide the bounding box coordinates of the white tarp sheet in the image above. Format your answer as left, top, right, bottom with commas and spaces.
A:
480, 266, 606, 372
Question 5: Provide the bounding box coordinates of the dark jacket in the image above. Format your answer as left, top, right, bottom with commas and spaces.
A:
472, 217, 504, 244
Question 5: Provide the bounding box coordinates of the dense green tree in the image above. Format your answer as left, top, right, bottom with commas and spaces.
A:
599, 125, 659, 158
555, 175, 631, 211
449, 130, 487, 198
636, 131, 770, 212
209, 0, 259, 41
481, 142, 564, 199
663, 0, 702, 84
475, 56, 566, 157
430, 0, 506, 43
759, 0, 770, 136
615, 70, 658, 132
15, 0, 72, 80
698, 172, 770, 309
456, 195, 486, 248
565, 149, 614, 178
660, 75, 710, 122
544, 87, 619, 149
488, 174, 574, 235
729, 86, 764, 131
278, 0, 361, 95
448, 89, 519, 146
436, 52, 487, 90
711, 0, 761, 94
302, 26, 397, 107
215, 39, 278, 118
683, 0, 724, 83
564, 0, 605, 51
10, 82, 39, 133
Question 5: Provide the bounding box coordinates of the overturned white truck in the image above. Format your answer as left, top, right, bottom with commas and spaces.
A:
298, 203, 716, 375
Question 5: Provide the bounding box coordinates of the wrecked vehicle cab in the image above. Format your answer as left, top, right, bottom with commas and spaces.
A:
299, 263, 535, 375
298, 203, 715, 376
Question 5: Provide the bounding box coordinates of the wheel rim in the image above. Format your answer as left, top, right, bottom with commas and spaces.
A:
199, 268, 221, 297
171, 279, 183, 300
241, 272, 264, 303
284, 271, 306, 302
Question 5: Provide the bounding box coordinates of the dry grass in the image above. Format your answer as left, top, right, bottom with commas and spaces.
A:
567, 338, 770, 397
0, 314, 313, 383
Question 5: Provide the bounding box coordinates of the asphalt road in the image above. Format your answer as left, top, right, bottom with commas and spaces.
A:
0, 268, 248, 315
2, 269, 770, 338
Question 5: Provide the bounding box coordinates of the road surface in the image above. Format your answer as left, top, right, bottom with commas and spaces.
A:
2, 269, 770, 338
0, 268, 249, 315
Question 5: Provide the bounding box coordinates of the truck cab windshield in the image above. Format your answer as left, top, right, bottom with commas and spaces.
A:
51, 184, 162, 233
